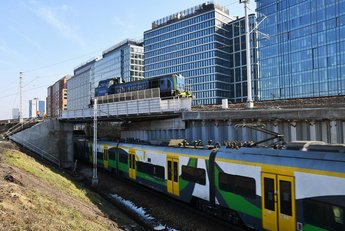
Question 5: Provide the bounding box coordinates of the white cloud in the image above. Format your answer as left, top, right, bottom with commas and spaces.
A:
28, 2, 85, 47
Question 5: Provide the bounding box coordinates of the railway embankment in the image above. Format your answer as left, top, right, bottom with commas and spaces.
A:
0, 141, 138, 230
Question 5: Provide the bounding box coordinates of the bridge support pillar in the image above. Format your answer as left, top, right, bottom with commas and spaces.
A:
241, 120, 247, 141
309, 121, 316, 141
201, 120, 208, 145
343, 122, 345, 144
321, 122, 328, 142
290, 121, 297, 141
330, 120, 337, 144
255, 120, 263, 143
273, 120, 279, 134
214, 120, 220, 144
227, 120, 235, 142
192, 121, 197, 141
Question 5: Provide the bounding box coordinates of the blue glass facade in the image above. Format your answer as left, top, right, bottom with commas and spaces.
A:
144, 2, 256, 105
257, 0, 345, 100
228, 15, 258, 102
94, 39, 144, 91
68, 40, 144, 111
29, 98, 45, 118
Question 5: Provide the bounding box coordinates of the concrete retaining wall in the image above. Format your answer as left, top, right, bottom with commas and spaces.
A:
10, 119, 74, 168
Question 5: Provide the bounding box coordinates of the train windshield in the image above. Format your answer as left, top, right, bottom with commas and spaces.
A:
97, 79, 115, 88
98, 80, 108, 87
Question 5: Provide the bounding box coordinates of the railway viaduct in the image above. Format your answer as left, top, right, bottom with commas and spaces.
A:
6, 96, 345, 168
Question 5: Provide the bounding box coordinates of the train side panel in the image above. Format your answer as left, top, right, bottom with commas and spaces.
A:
214, 159, 262, 229
125, 145, 211, 203
295, 171, 345, 231
83, 141, 345, 231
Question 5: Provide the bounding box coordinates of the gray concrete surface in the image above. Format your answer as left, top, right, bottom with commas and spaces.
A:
10, 119, 74, 168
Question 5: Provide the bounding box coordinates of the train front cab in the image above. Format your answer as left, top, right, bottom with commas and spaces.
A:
261, 168, 296, 231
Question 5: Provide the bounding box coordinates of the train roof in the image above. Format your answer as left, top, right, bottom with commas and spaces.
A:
95, 140, 345, 174
97, 140, 211, 158
216, 146, 345, 174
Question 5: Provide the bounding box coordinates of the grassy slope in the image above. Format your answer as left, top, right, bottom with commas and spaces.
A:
0, 144, 123, 231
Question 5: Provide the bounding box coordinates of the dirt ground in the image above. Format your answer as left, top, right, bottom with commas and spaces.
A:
0, 141, 138, 231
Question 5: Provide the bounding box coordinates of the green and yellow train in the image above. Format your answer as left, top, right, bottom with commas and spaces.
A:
77, 140, 345, 231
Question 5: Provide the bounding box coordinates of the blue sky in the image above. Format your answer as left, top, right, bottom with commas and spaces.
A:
0, 0, 255, 120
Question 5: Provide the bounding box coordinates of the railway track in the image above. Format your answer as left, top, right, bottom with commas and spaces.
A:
78, 162, 247, 231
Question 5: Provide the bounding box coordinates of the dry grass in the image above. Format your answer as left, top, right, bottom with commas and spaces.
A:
0, 141, 129, 231
4, 149, 93, 204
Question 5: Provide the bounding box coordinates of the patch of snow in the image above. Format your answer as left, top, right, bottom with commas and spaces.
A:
110, 194, 178, 230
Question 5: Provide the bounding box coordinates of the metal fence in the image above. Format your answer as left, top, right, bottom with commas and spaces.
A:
95, 88, 160, 104
61, 88, 192, 120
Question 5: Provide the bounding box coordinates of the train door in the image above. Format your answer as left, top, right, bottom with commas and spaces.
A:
167, 156, 180, 196
103, 145, 109, 169
262, 173, 296, 231
128, 148, 136, 180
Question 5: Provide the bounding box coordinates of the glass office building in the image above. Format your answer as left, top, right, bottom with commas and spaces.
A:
68, 59, 96, 111
67, 39, 144, 111
257, 0, 345, 100
144, 2, 257, 105
29, 98, 45, 118
94, 39, 144, 91
229, 15, 258, 102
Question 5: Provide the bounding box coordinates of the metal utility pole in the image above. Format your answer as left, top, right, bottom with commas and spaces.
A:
241, 0, 254, 108
92, 98, 98, 185
19, 72, 23, 123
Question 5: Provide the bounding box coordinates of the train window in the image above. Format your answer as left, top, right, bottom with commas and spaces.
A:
279, 180, 292, 216
137, 161, 165, 179
108, 149, 116, 160
97, 152, 103, 161
137, 161, 146, 173
130, 155, 135, 169
104, 149, 108, 161
119, 152, 128, 163
181, 166, 206, 185
264, 177, 275, 211
168, 161, 172, 181
304, 199, 345, 231
153, 165, 165, 179
173, 162, 178, 183
151, 79, 159, 88
219, 173, 256, 198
